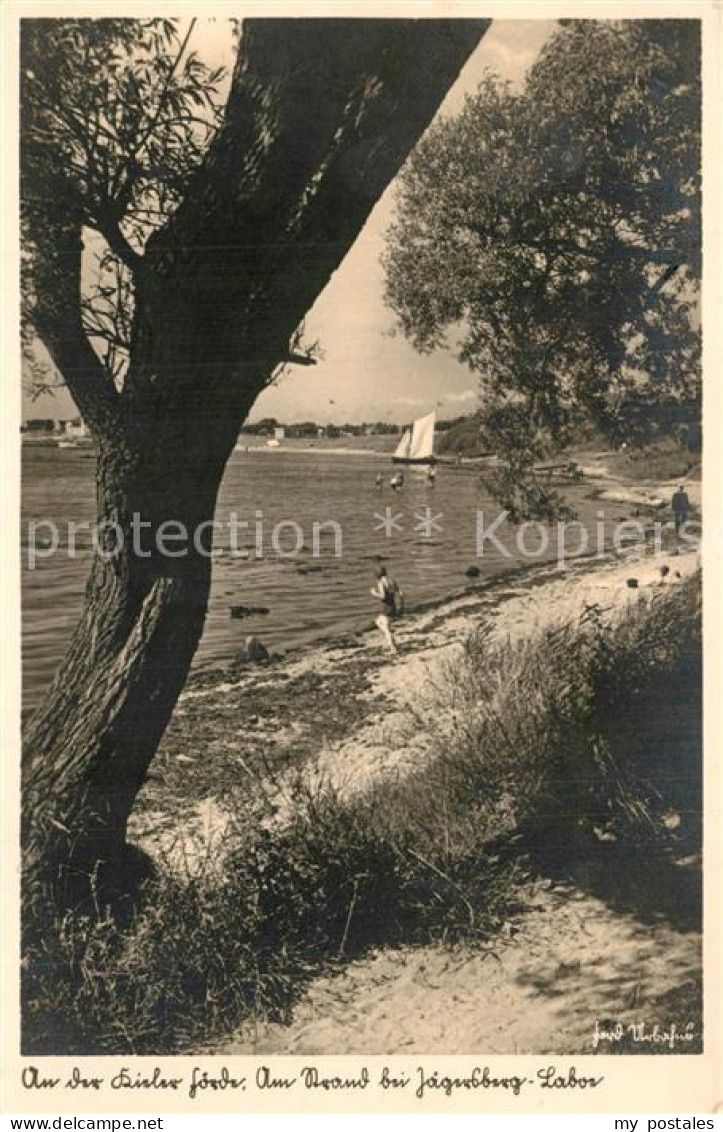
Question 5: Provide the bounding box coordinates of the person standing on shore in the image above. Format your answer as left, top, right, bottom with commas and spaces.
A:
375, 472, 384, 492
371, 566, 403, 654
672, 484, 690, 533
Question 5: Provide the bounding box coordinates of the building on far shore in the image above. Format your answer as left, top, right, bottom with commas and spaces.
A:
64, 418, 89, 440
21, 416, 89, 441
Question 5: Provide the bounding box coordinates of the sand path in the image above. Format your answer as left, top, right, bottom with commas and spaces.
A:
218, 877, 700, 1055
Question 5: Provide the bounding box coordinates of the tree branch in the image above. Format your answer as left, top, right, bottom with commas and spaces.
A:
33, 223, 121, 435
465, 219, 690, 272
650, 260, 683, 295
282, 352, 317, 367
110, 18, 198, 206
89, 212, 143, 272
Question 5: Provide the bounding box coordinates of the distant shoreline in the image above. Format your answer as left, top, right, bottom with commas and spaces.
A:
235, 443, 389, 457
23, 436, 492, 466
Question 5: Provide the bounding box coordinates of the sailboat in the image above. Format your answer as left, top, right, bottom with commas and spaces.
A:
392, 410, 436, 465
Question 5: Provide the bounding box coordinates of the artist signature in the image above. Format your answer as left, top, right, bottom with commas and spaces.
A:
592, 1020, 697, 1050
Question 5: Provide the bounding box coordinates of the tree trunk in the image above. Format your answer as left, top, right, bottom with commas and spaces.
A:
22, 366, 254, 919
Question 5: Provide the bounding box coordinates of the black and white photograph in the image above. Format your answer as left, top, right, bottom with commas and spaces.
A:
4, 1, 720, 1112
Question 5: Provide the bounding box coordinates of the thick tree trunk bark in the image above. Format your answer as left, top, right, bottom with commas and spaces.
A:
22, 376, 250, 919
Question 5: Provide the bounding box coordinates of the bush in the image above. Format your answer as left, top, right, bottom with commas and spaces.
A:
369, 572, 702, 858
23, 790, 521, 1054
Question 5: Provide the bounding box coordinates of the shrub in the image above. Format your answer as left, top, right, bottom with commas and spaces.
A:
369, 572, 702, 858
23, 791, 520, 1054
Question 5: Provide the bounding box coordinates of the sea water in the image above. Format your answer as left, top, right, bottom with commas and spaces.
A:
21, 444, 634, 713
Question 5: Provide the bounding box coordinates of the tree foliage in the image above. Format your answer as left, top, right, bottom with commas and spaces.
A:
21, 18, 227, 384
384, 20, 701, 517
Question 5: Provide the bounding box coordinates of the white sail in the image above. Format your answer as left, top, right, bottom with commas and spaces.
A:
408, 411, 436, 461
393, 429, 412, 460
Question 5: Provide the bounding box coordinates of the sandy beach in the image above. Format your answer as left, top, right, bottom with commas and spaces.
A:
127, 532, 701, 1057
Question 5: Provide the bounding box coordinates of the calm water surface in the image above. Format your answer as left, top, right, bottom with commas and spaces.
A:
22, 444, 632, 712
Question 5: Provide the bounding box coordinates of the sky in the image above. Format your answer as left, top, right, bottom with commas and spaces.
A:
22, 19, 558, 425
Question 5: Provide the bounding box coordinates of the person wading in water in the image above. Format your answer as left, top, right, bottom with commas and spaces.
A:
371, 565, 403, 654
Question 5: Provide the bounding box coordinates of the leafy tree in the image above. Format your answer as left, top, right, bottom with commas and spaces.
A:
252, 418, 280, 435
383, 20, 701, 517
20, 17, 489, 918
291, 421, 321, 437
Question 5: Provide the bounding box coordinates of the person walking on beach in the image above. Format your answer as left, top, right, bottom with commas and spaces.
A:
371, 565, 403, 654
375, 472, 384, 492
672, 484, 690, 533
427, 463, 436, 486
